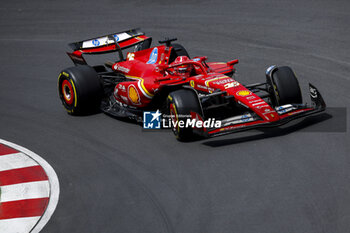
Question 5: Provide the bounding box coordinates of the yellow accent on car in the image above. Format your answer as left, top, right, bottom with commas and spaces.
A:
172, 103, 180, 136
190, 80, 195, 87
128, 86, 139, 104
205, 76, 227, 87
70, 80, 78, 107
237, 90, 251, 97
125, 75, 154, 97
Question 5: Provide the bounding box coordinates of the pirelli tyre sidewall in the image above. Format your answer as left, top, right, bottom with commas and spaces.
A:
271, 66, 303, 106
168, 89, 202, 141
58, 65, 103, 115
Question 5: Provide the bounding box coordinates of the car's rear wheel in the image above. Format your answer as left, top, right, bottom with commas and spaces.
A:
167, 89, 202, 141
58, 65, 103, 115
267, 66, 302, 106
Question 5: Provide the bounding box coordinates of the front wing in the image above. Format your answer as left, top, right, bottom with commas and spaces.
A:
193, 83, 326, 138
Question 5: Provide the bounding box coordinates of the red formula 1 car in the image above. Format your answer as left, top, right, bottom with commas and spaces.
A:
58, 28, 326, 141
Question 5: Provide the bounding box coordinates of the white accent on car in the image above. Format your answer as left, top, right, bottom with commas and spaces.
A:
275, 104, 296, 114
82, 32, 131, 48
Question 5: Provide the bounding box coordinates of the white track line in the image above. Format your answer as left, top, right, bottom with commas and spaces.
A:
0, 181, 49, 203
0, 139, 60, 233
0, 217, 41, 233
0, 153, 38, 171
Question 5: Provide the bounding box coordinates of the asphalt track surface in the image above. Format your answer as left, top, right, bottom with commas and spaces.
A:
0, 0, 349, 232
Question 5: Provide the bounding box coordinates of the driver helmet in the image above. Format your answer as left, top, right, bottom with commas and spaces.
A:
171, 56, 192, 76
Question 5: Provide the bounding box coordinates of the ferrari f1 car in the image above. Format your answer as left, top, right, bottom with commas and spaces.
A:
58, 28, 326, 141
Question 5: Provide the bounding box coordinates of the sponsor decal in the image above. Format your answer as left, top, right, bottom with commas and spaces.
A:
241, 114, 250, 122
128, 85, 140, 104
310, 86, 318, 98
147, 47, 158, 64
250, 99, 262, 103
247, 96, 255, 100
196, 84, 215, 93
276, 106, 286, 113
197, 84, 207, 89
114, 64, 130, 73
236, 90, 251, 97
213, 79, 234, 85
92, 39, 100, 46
252, 101, 266, 106
190, 80, 195, 87
256, 104, 270, 109
222, 113, 257, 126
82, 32, 132, 49
224, 81, 240, 89
118, 84, 126, 92
275, 104, 295, 114
193, 58, 200, 62
127, 53, 135, 61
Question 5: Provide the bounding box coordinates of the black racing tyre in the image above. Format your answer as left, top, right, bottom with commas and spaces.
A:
58, 65, 103, 115
172, 43, 190, 58
167, 89, 202, 141
269, 66, 302, 106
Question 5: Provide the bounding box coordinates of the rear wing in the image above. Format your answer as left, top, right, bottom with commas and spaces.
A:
67, 28, 151, 65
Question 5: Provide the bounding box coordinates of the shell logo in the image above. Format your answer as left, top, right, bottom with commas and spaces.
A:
236, 90, 251, 97
128, 85, 140, 104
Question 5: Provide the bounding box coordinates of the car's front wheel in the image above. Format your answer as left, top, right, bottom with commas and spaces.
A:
167, 89, 202, 141
267, 66, 302, 106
